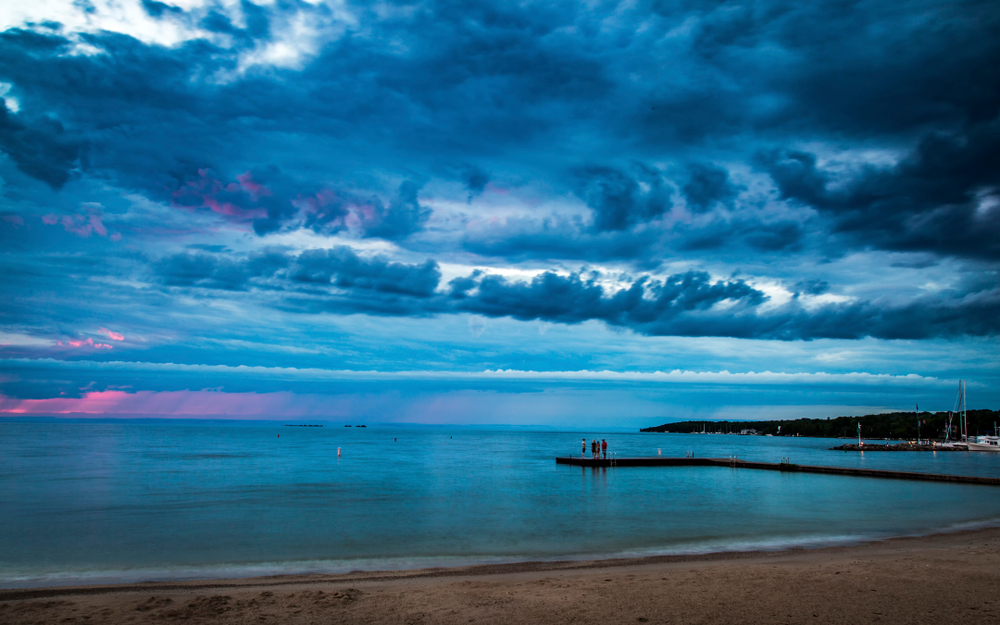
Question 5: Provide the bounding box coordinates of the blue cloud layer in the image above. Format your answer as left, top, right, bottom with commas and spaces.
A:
1, 0, 998, 410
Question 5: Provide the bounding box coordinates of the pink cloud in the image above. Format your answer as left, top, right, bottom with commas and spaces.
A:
2, 214, 24, 226
237, 170, 272, 200
41, 209, 112, 238
0, 389, 552, 424
202, 198, 267, 219
291, 187, 412, 235
1, 390, 139, 414
60, 337, 113, 349
172, 169, 269, 220
99, 327, 125, 341
0, 390, 340, 417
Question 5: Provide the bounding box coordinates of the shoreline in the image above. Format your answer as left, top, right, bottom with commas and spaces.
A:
3, 520, 999, 596
4, 524, 999, 600
3, 528, 999, 624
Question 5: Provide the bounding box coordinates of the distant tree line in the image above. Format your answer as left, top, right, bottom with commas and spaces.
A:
640, 409, 1000, 439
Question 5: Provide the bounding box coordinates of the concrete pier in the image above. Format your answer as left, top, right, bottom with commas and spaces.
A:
555, 456, 1000, 486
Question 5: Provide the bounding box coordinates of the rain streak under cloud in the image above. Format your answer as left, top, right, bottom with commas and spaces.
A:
0, 0, 998, 424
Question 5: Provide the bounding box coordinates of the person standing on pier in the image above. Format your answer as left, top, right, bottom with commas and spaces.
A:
601, 439, 607, 459
582, 438, 586, 458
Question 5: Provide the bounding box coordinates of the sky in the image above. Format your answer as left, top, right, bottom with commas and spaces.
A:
0, 0, 997, 426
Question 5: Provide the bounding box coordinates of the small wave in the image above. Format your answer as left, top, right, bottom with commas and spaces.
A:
6, 519, 1000, 590
0, 556, 531, 589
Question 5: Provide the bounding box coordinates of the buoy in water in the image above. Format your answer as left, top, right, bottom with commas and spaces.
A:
337, 447, 341, 457
657, 448, 661, 456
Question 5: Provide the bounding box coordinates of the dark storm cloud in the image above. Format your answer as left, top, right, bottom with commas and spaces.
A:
449, 163, 491, 200
763, 1, 1000, 136
639, 0, 1000, 141
145, 246, 1000, 340
761, 119, 1000, 259
280, 260, 784, 334
0, 28, 241, 203
456, 270, 766, 329
1, 0, 997, 259
682, 163, 741, 213
1, 0, 999, 359
572, 165, 672, 231
160, 247, 440, 298
467, 157, 796, 260
156, 249, 288, 290
0, 101, 82, 189
155, 246, 444, 300
0, 18, 430, 241
742, 221, 804, 252
157, 252, 250, 290
772, 289, 1000, 341
463, 209, 806, 262
461, 217, 666, 263
150, 246, 772, 333
0, 2, 608, 238
365, 181, 432, 240
287, 181, 430, 240
320, 259, 1000, 340
459, 164, 490, 196
289, 247, 440, 297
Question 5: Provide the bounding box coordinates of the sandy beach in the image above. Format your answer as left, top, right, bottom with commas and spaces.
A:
2, 527, 998, 624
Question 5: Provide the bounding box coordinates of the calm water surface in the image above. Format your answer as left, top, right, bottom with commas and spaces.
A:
2, 420, 1000, 588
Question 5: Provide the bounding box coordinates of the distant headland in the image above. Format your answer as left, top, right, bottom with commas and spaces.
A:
640, 409, 1000, 439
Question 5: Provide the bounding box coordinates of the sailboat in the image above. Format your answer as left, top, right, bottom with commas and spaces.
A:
951, 380, 1000, 452
969, 434, 1000, 451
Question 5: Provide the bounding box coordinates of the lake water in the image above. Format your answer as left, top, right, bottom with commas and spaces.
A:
3, 419, 1000, 588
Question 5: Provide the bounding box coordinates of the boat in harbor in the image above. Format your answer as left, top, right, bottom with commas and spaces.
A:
946, 380, 1000, 452
938, 380, 969, 449
967, 435, 1000, 452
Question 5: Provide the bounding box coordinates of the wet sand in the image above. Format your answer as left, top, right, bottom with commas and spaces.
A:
2, 527, 999, 624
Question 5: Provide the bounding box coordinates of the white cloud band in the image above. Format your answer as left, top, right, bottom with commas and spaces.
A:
0, 358, 950, 387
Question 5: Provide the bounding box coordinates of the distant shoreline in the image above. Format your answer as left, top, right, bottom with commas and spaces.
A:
641, 408, 1000, 440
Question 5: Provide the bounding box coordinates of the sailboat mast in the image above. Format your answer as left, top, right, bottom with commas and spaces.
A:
962, 379, 967, 441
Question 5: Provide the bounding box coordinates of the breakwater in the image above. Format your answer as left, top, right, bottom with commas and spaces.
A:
830, 443, 965, 452
555, 456, 1000, 486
